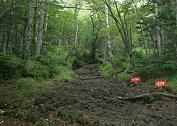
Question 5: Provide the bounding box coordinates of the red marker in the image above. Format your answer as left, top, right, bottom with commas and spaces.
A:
131, 77, 141, 83
154, 80, 167, 88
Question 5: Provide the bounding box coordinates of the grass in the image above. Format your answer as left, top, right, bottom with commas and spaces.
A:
10, 78, 52, 109
99, 62, 114, 77
167, 74, 177, 94
145, 73, 177, 94
119, 73, 132, 81
10, 66, 75, 109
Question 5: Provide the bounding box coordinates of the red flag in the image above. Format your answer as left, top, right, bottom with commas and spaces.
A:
131, 77, 141, 83
154, 80, 167, 88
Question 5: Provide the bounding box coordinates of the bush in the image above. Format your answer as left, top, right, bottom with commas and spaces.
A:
24, 60, 49, 79
53, 65, 75, 80
119, 73, 132, 81
100, 62, 114, 77
36, 46, 74, 79
133, 59, 177, 80
11, 78, 52, 108
0, 53, 25, 80
167, 74, 177, 94
0, 45, 75, 80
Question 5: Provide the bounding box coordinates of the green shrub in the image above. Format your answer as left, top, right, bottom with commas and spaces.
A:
119, 73, 132, 81
0, 53, 25, 80
11, 78, 52, 108
133, 59, 177, 80
53, 65, 75, 80
100, 62, 114, 77
24, 60, 49, 79
167, 74, 177, 94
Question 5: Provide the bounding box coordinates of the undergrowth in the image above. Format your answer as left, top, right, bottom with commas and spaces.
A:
10, 78, 52, 109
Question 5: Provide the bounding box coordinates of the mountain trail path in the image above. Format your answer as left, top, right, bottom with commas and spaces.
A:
33, 64, 177, 126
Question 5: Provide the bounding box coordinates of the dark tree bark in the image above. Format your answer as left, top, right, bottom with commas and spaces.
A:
90, 11, 102, 63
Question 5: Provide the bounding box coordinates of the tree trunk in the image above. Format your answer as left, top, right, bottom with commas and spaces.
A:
35, 0, 45, 57
103, 0, 133, 62
175, 0, 177, 61
74, 3, 80, 50
24, 0, 35, 60
140, 24, 148, 58
104, 0, 112, 59
2, 29, 7, 54
176, 0, 177, 28
90, 12, 102, 63
156, 1, 163, 58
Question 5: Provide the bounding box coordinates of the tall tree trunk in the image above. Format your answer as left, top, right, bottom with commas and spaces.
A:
176, 0, 177, 28
24, 0, 35, 60
104, 0, 112, 61
74, 4, 80, 50
140, 24, 148, 58
2, 28, 7, 54
156, 1, 163, 58
35, 0, 45, 56
0, 30, 2, 52
90, 12, 102, 63
103, 0, 133, 62
175, 0, 177, 61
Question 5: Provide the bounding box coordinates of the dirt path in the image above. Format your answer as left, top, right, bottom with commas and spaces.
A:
33, 65, 177, 126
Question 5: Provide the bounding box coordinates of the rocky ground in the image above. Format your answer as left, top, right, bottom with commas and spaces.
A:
1, 65, 177, 126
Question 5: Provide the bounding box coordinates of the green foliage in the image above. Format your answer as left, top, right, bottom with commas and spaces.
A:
24, 60, 49, 79
53, 65, 75, 80
0, 53, 25, 80
100, 62, 114, 77
72, 48, 91, 69
36, 45, 75, 79
11, 78, 52, 109
119, 73, 132, 81
133, 59, 177, 80
167, 74, 177, 94
0, 45, 75, 80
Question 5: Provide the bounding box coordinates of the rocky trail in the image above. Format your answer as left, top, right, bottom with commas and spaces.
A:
1, 65, 177, 126
33, 65, 177, 126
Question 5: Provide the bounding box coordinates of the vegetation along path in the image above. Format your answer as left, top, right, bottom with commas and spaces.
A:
30, 65, 177, 126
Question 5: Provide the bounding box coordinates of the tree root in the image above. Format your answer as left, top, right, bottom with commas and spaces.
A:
112, 93, 177, 101
79, 76, 101, 80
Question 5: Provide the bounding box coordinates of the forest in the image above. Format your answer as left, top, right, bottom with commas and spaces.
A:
0, 0, 177, 125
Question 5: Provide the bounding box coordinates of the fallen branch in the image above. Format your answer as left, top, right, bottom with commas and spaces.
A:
111, 93, 177, 101
79, 76, 101, 80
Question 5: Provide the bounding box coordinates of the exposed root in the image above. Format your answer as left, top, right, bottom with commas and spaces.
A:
112, 93, 177, 101
79, 76, 101, 80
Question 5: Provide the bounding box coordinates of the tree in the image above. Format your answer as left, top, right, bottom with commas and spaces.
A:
102, 0, 133, 64
104, 0, 112, 63
35, 0, 45, 56
24, 0, 35, 60
90, 10, 102, 62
